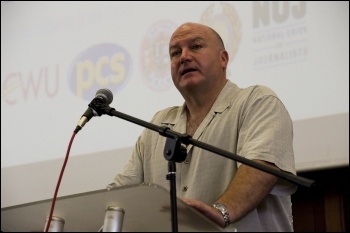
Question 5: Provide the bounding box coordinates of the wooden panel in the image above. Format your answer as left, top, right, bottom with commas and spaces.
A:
292, 166, 348, 232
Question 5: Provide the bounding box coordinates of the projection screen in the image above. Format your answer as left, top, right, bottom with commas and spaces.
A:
1, 1, 348, 208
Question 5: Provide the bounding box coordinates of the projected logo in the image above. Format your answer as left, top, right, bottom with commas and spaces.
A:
2, 64, 60, 105
68, 43, 132, 101
200, 2, 242, 65
140, 20, 177, 91
252, 1, 308, 69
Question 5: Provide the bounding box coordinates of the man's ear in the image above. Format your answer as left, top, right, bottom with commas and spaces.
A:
220, 50, 229, 69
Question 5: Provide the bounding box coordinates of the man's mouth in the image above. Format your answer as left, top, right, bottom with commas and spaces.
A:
181, 68, 197, 76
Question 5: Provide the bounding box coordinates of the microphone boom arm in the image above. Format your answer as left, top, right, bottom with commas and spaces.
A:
99, 105, 315, 188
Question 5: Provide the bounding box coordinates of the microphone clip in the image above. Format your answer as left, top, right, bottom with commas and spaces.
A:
88, 96, 110, 117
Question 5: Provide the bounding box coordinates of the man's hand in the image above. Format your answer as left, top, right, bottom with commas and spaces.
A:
181, 198, 227, 228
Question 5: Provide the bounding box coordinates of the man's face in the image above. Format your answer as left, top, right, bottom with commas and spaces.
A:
169, 23, 228, 94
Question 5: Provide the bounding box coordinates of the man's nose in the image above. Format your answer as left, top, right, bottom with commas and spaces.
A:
180, 49, 191, 64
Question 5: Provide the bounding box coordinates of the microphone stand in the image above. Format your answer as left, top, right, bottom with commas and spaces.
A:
91, 102, 315, 232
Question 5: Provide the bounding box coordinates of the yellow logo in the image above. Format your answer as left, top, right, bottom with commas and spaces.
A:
200, 2, 242, 64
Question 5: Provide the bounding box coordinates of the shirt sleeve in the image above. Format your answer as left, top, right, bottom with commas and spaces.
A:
237, 87, 297, 195
112, 134, 145, 186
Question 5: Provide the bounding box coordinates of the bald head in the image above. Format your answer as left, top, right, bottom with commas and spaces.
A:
170, 22, 225, 50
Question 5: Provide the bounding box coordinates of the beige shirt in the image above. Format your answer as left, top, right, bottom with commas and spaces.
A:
113, 80, 297, 231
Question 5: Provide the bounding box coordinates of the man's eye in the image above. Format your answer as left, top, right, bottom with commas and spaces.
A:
192, 44, 202, 49
171, 51, 179, 57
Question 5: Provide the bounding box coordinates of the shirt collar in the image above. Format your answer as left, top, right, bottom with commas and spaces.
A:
161, 80, 240, 125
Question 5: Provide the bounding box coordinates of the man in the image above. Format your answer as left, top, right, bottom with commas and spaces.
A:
110, 22, 297, 231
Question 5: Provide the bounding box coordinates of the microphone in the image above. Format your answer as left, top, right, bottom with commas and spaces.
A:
75, 89, 113, 133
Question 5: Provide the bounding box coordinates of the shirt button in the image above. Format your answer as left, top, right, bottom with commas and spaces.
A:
182, 186, 188, 192
184, 160, 189, 164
